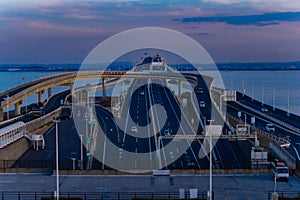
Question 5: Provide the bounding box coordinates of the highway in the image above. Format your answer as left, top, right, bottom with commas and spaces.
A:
237, 92, 300, 130
5, 62, 298, 171
227, 100, 300, 160
84, 72, 252, 170
12, 71, 254, 170
0, 90, 70, 129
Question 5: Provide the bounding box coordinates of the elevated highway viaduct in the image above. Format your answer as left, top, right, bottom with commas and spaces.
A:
0, 71, 211, 122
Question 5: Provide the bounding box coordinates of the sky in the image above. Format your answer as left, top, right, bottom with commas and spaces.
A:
0, 0, 300, 64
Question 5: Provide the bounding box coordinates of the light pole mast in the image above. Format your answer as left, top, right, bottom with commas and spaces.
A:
80, 134, 83, 170
287, 91, 290, 116
6, 94, 9, 120
273, 88, 276, 111
207, 119, 214, 200
53, 118, 60, 200
252, 83, 254, 101
261, 86, 264, 105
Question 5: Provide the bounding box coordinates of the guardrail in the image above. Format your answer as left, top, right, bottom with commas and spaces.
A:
235, 101, 300, 135
227, 113, 296, 168
269, 138, 296, 169
25, 107, 62, 133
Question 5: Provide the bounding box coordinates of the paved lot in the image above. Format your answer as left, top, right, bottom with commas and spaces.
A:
0, 174, 299, 199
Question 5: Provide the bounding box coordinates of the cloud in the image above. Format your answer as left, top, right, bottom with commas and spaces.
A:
180, 12, 300, 26
203, 0, 300, 11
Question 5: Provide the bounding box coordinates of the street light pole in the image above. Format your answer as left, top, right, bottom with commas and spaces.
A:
287, 91, 290, 117
6, 94, 9, 120
244, 114, 247, 127
207, 119, 214, 200
25, 90, 28, 115
273, 88, 276, 111
79, 134, 83, 170
242, 80, 245, 96
53, 118, 60, 200
252, 83, 254, 101
261, 86, 264, 106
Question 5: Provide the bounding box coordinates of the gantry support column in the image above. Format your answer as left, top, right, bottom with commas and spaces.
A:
37, 90, 45, 104
178, 80, 183, 96
0, 108, 3, 122
48, 87, 52, 98
102, 78, 107, 97
14, 100, 23, 115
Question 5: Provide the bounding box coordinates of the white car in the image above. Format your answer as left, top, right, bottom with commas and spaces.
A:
261, 107, 268, 112
266, 123, 275, 132
199, 101, 205, 107
196, 87, 204, 93
272, 161, 289, 181
131, 126, 138, 133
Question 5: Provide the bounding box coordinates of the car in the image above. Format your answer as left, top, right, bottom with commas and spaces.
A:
272, 160, 289, 181
164, 129, 171, 136
261, 107, 268, 112
140, 90, 145, 95
266, 123, 275, 132
199, 101, 205, 107
131, 126, 138, 133
196, 87, 204, 93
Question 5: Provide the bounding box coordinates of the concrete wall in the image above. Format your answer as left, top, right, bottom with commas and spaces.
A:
0, 137, 30, 168
53, 169, 271, 176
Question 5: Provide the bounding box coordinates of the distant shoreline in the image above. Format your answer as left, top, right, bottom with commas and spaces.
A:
1, 61, 300, 72
1, 69, 300, 72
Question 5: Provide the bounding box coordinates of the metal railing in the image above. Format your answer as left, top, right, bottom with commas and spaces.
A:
235, 101, 300, 135
268, 191, 300, 200
0, 191, 209, 200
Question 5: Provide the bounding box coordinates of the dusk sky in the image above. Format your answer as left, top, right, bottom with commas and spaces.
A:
0, 0, 300, 64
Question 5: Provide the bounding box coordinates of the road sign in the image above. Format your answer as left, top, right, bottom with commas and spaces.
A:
86, 137, 91, 144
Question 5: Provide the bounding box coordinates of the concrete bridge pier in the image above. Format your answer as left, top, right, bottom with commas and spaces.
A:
70, 82, 74, 95
47, 87, 52, 98
37, 90, 45, 104
14, 100, 23, 115
178, 80, 183, 96
0, 108, 3, 122
102, 78, 107, 97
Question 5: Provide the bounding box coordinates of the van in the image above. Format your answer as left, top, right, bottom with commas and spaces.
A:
272, 161, 289, 181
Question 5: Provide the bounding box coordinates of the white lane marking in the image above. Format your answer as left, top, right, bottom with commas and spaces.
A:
292, 146, 300, 160
102, 129, 107, 170
144, 84, 152, 162
135, 148, 138, 154
163, 86, 202, 169
136, 137, 138, 143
